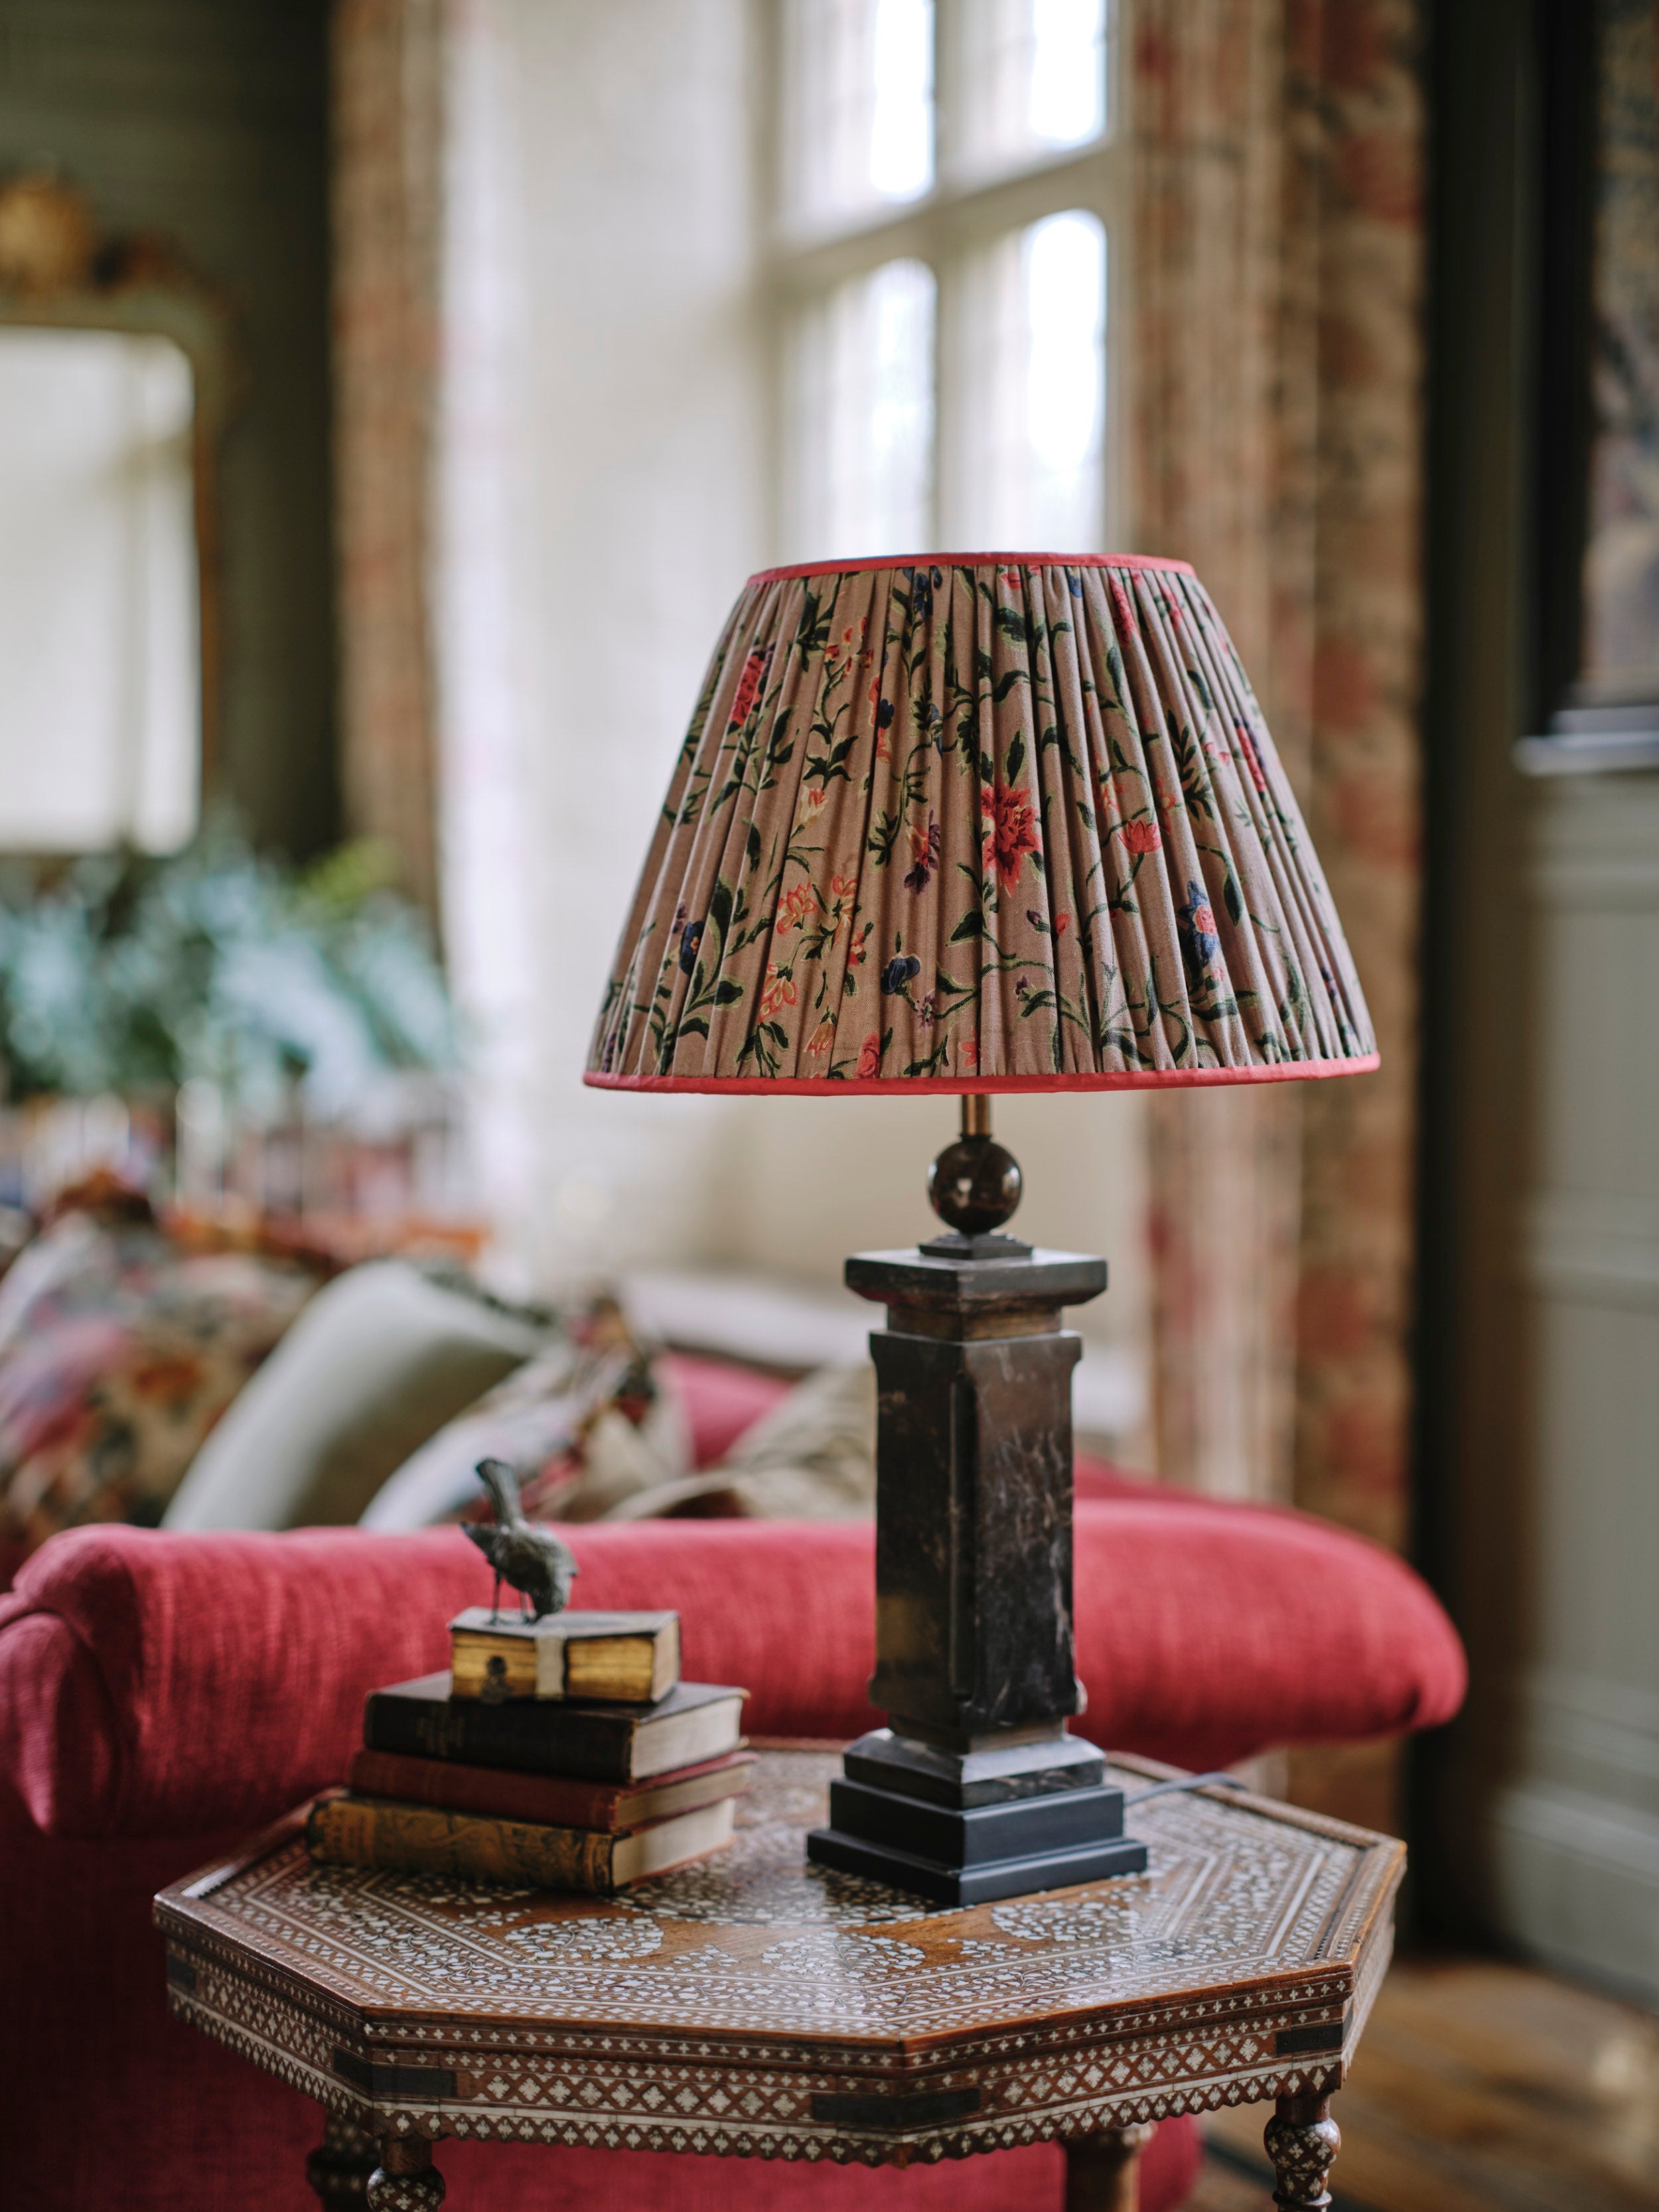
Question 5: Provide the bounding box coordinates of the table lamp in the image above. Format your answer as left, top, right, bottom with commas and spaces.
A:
587, 553, 1376, 1904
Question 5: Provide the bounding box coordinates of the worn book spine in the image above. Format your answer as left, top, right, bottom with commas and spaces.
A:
307, 1795, 619, 1891
345, 1746, 757, 1834
448, 1639, 562, 1700
347, 1749, 630, 1831
363, 1686, 641, 1781
565, 1625, 677, 1704
448, 1635, 667, 1704
447, 1611, 680, 1705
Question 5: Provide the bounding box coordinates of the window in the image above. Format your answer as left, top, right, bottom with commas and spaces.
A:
773, 0, 1123, 560
786, 257, 937, 556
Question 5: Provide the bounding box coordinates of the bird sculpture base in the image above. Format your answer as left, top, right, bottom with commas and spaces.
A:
805, 1241, 1147, 1904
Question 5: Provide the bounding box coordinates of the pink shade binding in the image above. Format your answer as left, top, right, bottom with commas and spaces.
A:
586, 1054, 1380, 1098
747, 551, 1198, 587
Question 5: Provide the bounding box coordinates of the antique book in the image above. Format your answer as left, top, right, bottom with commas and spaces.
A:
362, 1673, 747, 1783
448, 1608, 680, 1704
307, 1791, 737, 1892
345, 1746, 755, 1833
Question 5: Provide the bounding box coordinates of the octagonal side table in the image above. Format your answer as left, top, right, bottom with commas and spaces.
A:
157, 1748, 1402, 2209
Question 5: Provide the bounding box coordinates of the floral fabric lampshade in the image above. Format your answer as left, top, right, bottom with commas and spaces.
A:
586, 555, 1377, 1094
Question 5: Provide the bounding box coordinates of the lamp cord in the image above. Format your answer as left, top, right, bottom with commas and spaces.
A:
1123, 1771, 1250, 1807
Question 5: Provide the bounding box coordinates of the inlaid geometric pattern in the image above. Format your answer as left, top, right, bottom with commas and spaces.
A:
157, 1750, 1401, 2166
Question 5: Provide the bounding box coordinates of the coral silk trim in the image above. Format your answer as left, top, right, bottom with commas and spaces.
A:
748, 551, 1198, 585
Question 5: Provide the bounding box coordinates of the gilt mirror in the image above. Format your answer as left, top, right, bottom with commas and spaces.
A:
0, 173, 234, 854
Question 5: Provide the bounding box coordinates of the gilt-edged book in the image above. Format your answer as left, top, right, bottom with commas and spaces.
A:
362, 1673, 747, 1783
449, 1608, 680, 1704
345, 1746, 755, 1833
307, 1791, 737, 1892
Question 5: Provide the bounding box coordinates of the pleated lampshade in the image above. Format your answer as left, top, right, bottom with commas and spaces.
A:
585, 555, 1377, 1095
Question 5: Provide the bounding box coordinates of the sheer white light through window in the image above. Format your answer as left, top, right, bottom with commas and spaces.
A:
952, 0, 1108, 178
0, 328, 200, 853
778, 3, 1119, 561
787, 257, 936, 558
949, 209, 1106, 548
785, 0, 934, 226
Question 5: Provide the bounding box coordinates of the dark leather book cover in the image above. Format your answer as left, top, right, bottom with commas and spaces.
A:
309, 1794, 615, 1889
346, 1746, 755, 1832
362, 1673, 745, 1783
307, 1791, 738, 1892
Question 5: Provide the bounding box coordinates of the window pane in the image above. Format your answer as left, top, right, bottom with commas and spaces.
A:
946, 208, 1106, 550
786, 258, 936, 559
784, 0, 934, 226
952, 0, 1107, 179
0, 328, 200, 853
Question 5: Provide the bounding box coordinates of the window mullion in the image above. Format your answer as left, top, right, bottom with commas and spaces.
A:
770, 142, 1120, 297
933, 240, 960, 547
929, 0, 952, 546
770, 1, 1125, 559
932, 0, 964, 196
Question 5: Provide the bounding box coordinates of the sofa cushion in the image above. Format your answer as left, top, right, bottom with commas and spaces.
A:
661, 1351, 796, 1466
605, 1361, 878, 1521
162, 1261, 554, 1531
0, 1506, 1464, 1840
360, 1296, 687, 1529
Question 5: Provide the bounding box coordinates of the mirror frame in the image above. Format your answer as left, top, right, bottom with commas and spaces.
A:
0, 171, 238, 816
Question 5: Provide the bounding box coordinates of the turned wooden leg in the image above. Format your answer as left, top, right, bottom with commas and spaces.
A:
306, 2112, 378, 2207
1263, 2093, 1341, 2208
1064, 2122, 1157, 2211
366, 2136, 445, 2212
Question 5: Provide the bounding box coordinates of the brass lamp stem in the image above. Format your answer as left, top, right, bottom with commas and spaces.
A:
962, 1093, 990, 1142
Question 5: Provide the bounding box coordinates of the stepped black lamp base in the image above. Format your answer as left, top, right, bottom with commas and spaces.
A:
809, 1769, 1147, 1907
806, 1096, 1149, 1906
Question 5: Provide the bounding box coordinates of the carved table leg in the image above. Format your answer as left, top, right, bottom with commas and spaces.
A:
1064, 2122, 1157, 2211
366, 2136, 445, 2212
306, 2112, 378, 2207
1264, 2093, 1341, 2208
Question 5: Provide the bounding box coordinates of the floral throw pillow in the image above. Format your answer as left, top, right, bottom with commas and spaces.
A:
0, 1189, 325, 1562
600, 1361, 877, 1522
359, 1296, 688, 1531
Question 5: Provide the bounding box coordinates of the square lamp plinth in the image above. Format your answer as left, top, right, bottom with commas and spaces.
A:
804, 1245, 1148, 1905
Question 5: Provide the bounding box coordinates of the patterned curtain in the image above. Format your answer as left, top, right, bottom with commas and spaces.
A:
1133, 0, 1425, 1821
330, 0, 445, 917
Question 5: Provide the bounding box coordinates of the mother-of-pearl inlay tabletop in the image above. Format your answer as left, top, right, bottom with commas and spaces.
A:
157, 1748, 1402, 2166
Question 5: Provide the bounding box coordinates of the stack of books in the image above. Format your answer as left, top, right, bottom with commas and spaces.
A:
307, 1608, 751, 1893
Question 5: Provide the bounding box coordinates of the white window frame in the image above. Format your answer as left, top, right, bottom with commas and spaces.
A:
759, 0, 1133, 559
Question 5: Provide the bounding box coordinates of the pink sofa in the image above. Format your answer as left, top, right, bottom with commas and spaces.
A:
0, 1356, 1464, 2210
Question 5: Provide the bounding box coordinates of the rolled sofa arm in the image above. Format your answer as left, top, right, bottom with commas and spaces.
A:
0, 1505, 1462, 1840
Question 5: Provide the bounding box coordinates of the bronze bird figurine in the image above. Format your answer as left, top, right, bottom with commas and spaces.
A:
465, 1458, 579, 1621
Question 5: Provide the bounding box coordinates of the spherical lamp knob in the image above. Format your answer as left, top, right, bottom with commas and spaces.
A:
927, 1136, 1023, 1236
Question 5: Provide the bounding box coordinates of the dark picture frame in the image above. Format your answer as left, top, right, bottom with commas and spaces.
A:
1521, 0, 1659, 772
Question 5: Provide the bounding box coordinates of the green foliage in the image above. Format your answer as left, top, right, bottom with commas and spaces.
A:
0, 819, 459, 1117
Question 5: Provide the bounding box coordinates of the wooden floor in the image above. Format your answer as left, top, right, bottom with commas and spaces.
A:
1187, 1955, 1659, 2211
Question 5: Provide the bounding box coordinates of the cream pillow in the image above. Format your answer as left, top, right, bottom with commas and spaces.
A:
603, 1361, 876, 1522
164, 1261, 550, 1531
